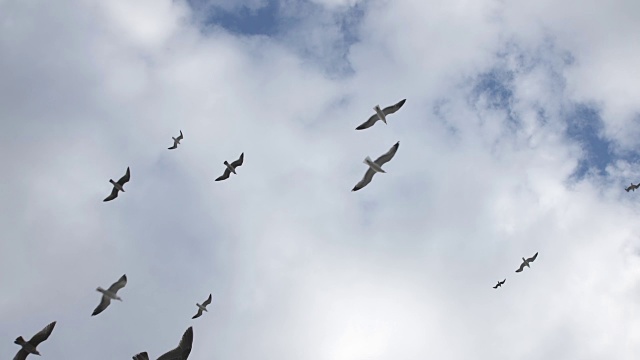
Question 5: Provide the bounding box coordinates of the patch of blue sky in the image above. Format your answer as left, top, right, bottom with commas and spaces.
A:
187, 0, 281, 36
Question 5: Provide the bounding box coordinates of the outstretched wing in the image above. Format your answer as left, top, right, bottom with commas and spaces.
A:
117, 167, 131, 186
132, 352, 150, 360
103, 187, 119, 202
356, 114, 380, 130
107, 274, 127, 293
202, 294, 212, 307
382, 99, 406, 115
215, 167, 231, 181
493, 283, 499, 289
177, 131, 183, 141
192, 308, 203, 319
13, 349, 29, 360
374, 141, 400, 166
157, 327, 193, 360
352, 168, 376, 192
92, 295, 111, 316
515, 262, 525, 273
28, 321, 56, 347
527, 252, 538, 263
168, 143, 178, 150
230, 153, 244, 168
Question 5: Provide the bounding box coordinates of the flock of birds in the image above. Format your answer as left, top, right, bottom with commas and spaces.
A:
13, 98, 550, 360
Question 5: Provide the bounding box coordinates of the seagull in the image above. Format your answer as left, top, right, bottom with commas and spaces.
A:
192, 294, 212, 319
352, 141, 400, 192
168, 130, 184, 150
103, 167, 131, 202
92, 274, 127, 316
356, 99, 406, 130
625, 182, 639, 192
132, 326, 193, 360
515, 252, 538, 273
493, 279, 506, 289
215, 153, 244, 181
13, 321, 56, 360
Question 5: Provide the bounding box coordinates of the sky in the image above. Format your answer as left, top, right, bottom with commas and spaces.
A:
1, 0, 640, 359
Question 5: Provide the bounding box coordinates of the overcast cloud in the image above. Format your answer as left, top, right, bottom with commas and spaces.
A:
1, 0, 640, 359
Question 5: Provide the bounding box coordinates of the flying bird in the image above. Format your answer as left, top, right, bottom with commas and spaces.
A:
493, 279, 506, 289
13, 321, 56, 360
215, 153, 244, 181
103, 167, 131, 202
515, 252, 538, 273
192, 293, 212, 319
92, 274, 127, 316
625, 182, 639, 192
352, 141, 400, 192
132, 326, 193, 360
356, 99, 406, 130
168, 130, 184, 150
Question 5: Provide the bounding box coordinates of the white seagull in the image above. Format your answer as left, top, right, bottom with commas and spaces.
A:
356, 99, 406, 130
515, 252, 538, 273
192, 293, 212, 319
352, 141, 400, 192
215, 153, 244, 181
132, 326, 193, 360
103, 167, 131, 202
92, 274, 127, 316
168, 130, 184, 150
13, 321, 56, 360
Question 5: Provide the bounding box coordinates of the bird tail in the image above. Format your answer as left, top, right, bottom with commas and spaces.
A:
14, 336, 26, 345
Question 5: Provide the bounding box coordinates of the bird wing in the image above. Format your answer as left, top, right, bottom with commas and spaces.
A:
515, 262, 525, 272
168, 144, 178, 150
492, 284, 499, 289
192, 308, 203, 319
382, 99, 407, 115
177, 131, 183, 141
230, 153, 244, 168
132, 352, 150, 360
12, 349, 29, 360
28, 321, 56, 346
374, 141, 400, 166
202, 294, 212, 307
117, 167, 131, 186
157, 327, 193, 360
215, 167, 231, 181
352, 168, 376, 192
501, 279, 506, 284
107, 274, 127, 293
103, 187, 119, 202
356, 114, 380, 130
527, 252, 538, 263
92, 295, 111, 316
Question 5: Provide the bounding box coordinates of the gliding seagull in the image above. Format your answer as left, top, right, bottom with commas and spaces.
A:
352, 141, 400, 192
215, 153, 244, 181
92, 274, 127, 316
356, 99, 406, 130
493, 279, 506, 289
13, 321, 56, 360
192, 293, 212, 319
132, 326, 193, 360
103, 167, 130, 202
515, 252, 538, 273
168, 130, 184, 150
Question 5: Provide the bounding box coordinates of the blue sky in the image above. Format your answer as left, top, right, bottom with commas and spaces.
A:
2, 0, 640, 359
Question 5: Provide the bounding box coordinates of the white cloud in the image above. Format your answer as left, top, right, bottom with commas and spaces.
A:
1, 0, 640, 359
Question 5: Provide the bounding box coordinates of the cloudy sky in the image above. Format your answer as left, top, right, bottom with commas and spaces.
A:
2, 0, 640, 359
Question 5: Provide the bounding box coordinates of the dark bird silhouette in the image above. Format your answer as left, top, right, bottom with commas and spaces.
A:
103, 167, 131, 202
168, 130, 184, 150
192, 293, 212, 319
356, 99, 406, 130
625, 182, 639, 192
493, 279, 506, 289
13, 321, 56, 360
132, 326, 193, 360
515, 252, 538, 273
215, 153, 244, 181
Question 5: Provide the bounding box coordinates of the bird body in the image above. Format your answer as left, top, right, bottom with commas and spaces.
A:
13, 321, 56, 360
373, 105, 388, 124
625, 182, 639, 192
224, 161, 237, 174
92, 274, 127, 316
192, 294, 212, 319
168, 130, 183, 150
216, 153, 244, 181
515, 252, 538, 273
356, 99, 406, 130
352, 142, 400, 192
104, 167, 131, 202
493, 279, 506, 289
363, 156, 386, 173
